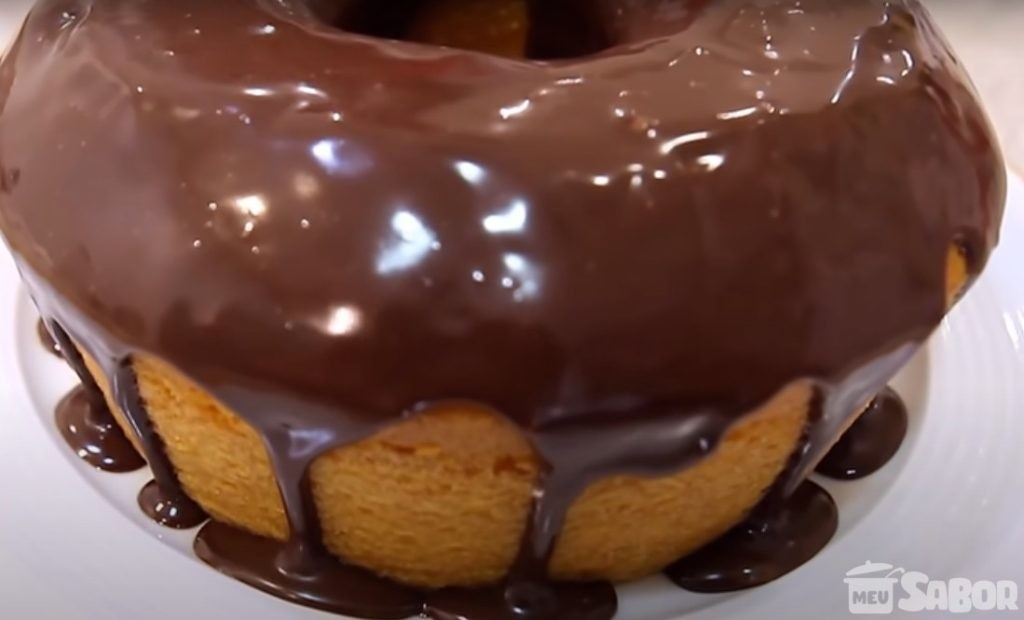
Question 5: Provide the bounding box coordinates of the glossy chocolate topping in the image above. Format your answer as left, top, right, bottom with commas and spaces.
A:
45, 317, 145, 472
0, 0, 1003, 428
138, 479, 208, 529
54, 384, 145, 473
0, 0, 1006, 619
36, 317, 60, 357
194, 520, 424, 619
665, 480, 838, 593
816, 386, 909, 480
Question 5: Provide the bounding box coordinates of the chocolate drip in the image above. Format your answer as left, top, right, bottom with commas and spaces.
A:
195, 521, 422, 619
0, 1, 1005, 619
47, 312, 204, 525
138, 480, 207, 529
665, 480, 838, 593
36, 317, 60, 356
44, 316, 100, 393
781, 344, 918, 494
46, 315, 146, 472
44, 306, 205, 526
259, 438, 323, 576
37, 290, 204, 529
55, 385, 144, 472
195, 518, 615, 620
111, 363, 206, 525
817, 387, 909, 480
665, 382, 911, 595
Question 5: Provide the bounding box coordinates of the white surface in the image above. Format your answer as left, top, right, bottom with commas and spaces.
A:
1, 2, 1024, 618
4, 175, 1024, 620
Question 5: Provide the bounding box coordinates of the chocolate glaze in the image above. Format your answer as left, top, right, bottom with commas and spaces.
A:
665, 480, 838, 593
195, 520, 423, 619
817, 387, 909, 480
195, 517, 616, 620
36, 317, 60, 356
138, 479, 207, 529
425, 580, 617, 620
112, 362, 206, 525
45, 315, 145, 472
55, 384, 144, 473
0, 0, 1005, 618
39, 276, 204, 526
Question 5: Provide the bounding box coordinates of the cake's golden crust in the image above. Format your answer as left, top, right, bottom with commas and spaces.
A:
75, 246, 968, 588
81, 350, 805, 587
947, 244, 969, 304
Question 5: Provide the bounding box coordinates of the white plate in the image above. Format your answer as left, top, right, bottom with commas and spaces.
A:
2, 172, 1023, 620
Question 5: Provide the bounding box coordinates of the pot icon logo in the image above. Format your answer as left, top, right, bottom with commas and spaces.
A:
845, 561, 905, 614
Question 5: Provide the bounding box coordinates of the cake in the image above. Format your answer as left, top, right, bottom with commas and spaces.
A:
0, 0, 1005, 618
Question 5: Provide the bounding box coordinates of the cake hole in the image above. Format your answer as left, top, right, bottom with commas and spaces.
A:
317, 0, 614, 60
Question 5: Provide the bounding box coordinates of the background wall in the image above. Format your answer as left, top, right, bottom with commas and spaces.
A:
926, 0, 1024, 176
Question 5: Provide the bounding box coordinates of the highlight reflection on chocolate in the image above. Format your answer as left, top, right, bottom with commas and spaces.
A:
1, 0, 1005, 619
54, 384, 145, 474
138, 480, 208, 530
